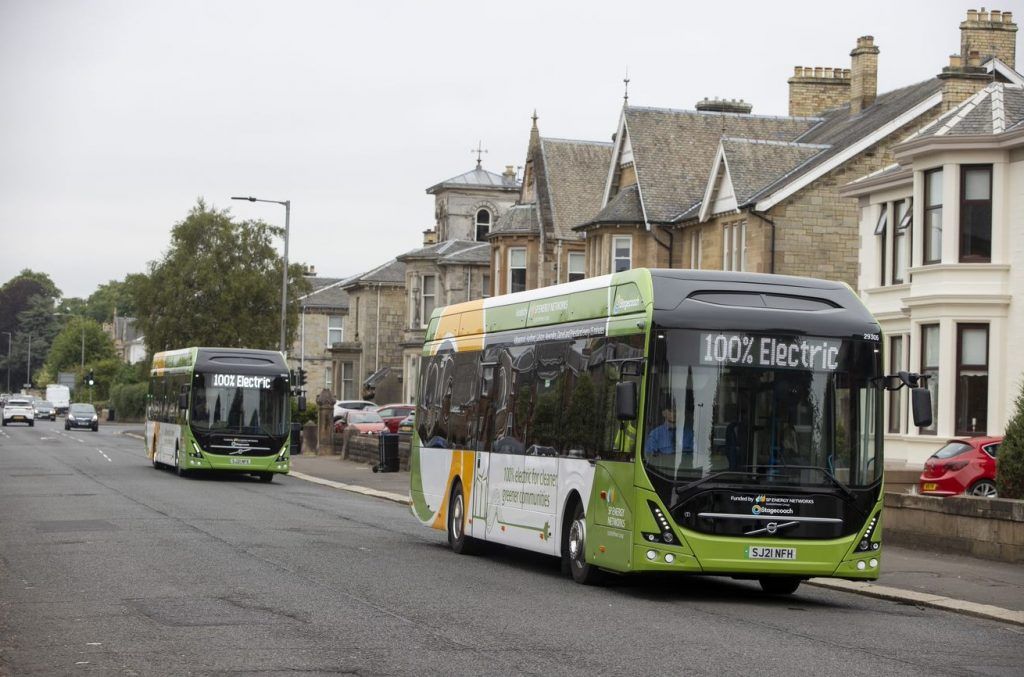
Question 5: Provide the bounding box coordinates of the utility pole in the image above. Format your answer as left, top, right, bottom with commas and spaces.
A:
2, 331, 11, 393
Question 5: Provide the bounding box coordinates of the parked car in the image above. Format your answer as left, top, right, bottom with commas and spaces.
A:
919, 436, 1001, 498
2, 397, 35, 426
397, 412, 415, 435
374, 403, 415, 433
33, 400, 56, 421
65, 403, 99, 432
332, 399, 378, 419
333, 409, 387, 436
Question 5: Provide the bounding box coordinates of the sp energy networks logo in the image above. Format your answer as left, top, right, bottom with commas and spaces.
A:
751, 495, 766, 515
750, 494, 797, 517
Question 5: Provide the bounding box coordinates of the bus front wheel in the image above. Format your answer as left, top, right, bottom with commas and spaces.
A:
759, 576, 801, 595
257, 472, 274, 483
175, 446, 189, 478
447, 481, 478, 555
563, 501, 603, 585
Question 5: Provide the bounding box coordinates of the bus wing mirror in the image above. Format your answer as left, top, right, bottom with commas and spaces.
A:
911, 387, 932, 428
178, 385, 189, 410
615, 381, 638, 421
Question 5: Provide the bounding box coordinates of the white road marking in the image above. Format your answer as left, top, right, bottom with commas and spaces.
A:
95, 448, 112, 462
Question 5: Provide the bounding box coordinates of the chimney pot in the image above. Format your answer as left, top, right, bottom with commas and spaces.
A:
991, 10, 1001, 21
967, 9, 978, 21
813, 66, 823, 78
979, 9, 989, 22
949, 53, 963, 69
1004, 11, 1012, 23
968, 50, 983, 67
824, 67, 833, 78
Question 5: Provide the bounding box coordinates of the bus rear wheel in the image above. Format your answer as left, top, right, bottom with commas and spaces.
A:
563, 501, 603, 585
447, 481, 478, 555
759, 576, 801, 595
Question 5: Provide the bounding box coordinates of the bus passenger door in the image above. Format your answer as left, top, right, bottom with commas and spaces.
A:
524, 453, 559, 555
470, 451, 489, 540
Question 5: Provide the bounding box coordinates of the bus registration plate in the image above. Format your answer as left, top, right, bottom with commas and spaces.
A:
229, 458, 252, 465
747, 546, 796, 560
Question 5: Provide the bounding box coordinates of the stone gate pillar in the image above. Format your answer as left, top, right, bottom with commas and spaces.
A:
315, 388, 336, 456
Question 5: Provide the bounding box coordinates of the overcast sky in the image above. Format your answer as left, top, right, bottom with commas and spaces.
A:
0, 0, 1013, 299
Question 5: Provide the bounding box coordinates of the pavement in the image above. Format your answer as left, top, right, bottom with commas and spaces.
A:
120, 428, 1024, 626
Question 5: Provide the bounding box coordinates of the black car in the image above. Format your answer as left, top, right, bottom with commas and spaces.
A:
65, 403, 99, 432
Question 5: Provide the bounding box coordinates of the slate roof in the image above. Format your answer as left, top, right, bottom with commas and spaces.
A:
621, 107, 818, 223
396, 239, 489, 266
586, 184, 645, 225
741, 78, 944, 206
425, 166, 520, 194
539, 138, 613, 238
341, 259, 406, 289
299, 276, 349, 310
720, 138, 827, 206
491, 203, 540, 235
909, 83, 1024, 138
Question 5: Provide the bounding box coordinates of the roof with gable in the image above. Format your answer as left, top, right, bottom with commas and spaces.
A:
425, 166, 520, 195
721, 138, 827, 204
298, 276, 349, 310
438, 242, 490, 265
617, 106, 818, 224
491, 203, 540, 235
539, 138, 613, 238
341, 259, 406, 289
585, 184, 645, 225
907, 83, 1024, 139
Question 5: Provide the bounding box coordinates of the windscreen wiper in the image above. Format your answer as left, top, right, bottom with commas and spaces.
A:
764, 465, 857, 502
672, 470, 760, 495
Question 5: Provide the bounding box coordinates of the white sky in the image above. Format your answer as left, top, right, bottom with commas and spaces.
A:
0, 0, 1014, 298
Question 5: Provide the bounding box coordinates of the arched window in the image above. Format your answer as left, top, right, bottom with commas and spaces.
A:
475, 209, 491, 241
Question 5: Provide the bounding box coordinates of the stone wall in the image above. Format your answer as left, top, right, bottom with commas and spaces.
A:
335, 431, 412, 471
883, 492, 1024, 563
788, 67, 851, 117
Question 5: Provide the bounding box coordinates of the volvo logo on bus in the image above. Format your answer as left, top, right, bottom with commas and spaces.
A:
766, 522, 778, 535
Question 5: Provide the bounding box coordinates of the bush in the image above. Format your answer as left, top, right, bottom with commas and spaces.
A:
997, 380, 1024, 499
291, 398, 317, 425
110, 383, 148, 421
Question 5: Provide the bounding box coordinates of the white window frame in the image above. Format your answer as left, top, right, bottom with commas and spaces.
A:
690, 230, 702, 269
327, 315, 343, 347
324, 365, 333, 393
475, 208, 491, 242
341, 361, 354, 399
421, 274, 437, 329
508, 247, 527, 293
612, 236, 632, 273
568, 252, 585, 282
723, 222, 746, 271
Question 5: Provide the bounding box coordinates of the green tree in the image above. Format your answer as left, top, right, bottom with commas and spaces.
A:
996, 380, 1024, 499
0, 270, 61, 389
84, 278, 138, 323
132, 200, 309, 353
40, 317, 116, 383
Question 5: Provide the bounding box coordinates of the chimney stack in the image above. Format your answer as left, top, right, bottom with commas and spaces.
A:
959, 7, 1017, 68
850, 36, 879, 115
787, 65, 850, 117
422, 228, 437, 246
695, 97, 754, 114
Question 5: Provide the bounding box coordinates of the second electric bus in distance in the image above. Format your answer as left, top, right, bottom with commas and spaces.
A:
410, 268, 930, 594
147, 347, 293, 482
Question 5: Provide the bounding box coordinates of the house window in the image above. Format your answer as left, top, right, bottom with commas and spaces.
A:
888, 335, 904, 434
475, 209, 491, 242
568, 252, 585, 282
612, 236, 632, 273
482, 273, 490, 298
920, 324, 940, 435
723, 222, 745, 271
956, 324, 988, 435
960, 165, 992, 263
690, 230, 702, 269
893, 198, 911, 284
923, 169, 942, 264
421, 274, 437, 328
493, 252, 501, 295
874, 205, 888, 286
324, 365, 333, 393
508, 248, 526, 293
340, 361, 354, 399
328, 315, 343, 346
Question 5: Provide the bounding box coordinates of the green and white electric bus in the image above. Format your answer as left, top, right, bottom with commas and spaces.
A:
147, 347, 293, 482
410, 269, 929, 593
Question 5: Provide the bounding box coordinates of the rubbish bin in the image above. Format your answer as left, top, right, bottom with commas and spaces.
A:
290, 421, 302, 455
374, 433, 400, 473
107, 409, 116, 422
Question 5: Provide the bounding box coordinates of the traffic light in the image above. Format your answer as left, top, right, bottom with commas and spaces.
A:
297, 368, 307, 387
86, 370, 95, 387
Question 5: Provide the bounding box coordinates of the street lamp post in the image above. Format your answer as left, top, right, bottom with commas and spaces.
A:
231, 196, 291, 354
2, 331, 11, 393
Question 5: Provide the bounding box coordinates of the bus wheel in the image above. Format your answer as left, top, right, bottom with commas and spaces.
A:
175, 446, 189, 478
257, 472, 274, 483
759, 576, 801, 595
447, 481, 478, 555
564, 501, 603, 585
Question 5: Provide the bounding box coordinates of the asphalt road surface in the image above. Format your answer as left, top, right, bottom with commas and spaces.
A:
1, 420, 1021, 676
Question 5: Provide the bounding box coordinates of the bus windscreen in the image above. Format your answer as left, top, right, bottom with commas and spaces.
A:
189, 372, 290, 436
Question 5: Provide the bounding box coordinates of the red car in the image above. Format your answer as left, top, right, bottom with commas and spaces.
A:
333, 409, 388, 436
919, 436, 1001, 498
374, 404, 414, 433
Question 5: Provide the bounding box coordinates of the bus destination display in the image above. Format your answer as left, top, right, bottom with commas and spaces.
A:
700, 333, 841, 371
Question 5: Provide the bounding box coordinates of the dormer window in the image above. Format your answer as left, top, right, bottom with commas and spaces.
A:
475, 209, 491, 241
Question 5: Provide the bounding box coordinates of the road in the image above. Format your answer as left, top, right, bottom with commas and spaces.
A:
1, 420, 1021, 676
